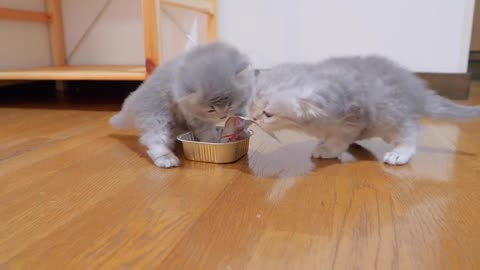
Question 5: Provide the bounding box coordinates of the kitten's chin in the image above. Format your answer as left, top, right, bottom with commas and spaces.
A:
260, 121, 297, 131
257, 123, 281, 132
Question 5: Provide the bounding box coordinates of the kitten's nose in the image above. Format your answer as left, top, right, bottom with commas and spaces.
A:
253, 117, 257, 121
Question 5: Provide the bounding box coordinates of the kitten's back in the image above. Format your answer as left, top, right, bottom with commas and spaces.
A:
299, 56, 480, 120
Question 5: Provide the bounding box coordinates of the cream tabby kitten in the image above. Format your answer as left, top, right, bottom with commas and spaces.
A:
111, 42, 253, 168
251, 56, 480, 165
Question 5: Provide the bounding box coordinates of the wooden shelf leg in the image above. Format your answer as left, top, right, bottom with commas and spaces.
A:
207, 0, 218, 42
142, 0, 161, 76
47, 0, 66, 91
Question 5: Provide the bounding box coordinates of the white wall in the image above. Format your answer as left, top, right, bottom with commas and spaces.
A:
0, 0, 475, 73
0, 0, 51, 69
0, 0, 206, 68
62, 0, 145, 65
219, 0, 475, 73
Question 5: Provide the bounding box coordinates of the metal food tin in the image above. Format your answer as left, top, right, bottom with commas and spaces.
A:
177, 129, 253, 163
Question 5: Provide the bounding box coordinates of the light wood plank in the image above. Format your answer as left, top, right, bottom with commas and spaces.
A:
207, 0, 217, 41
0, 65, 146, 81
160, 0, 214, 15
0, 8, 50, 23
46, 0, 66, 67
142, 0, 161, 75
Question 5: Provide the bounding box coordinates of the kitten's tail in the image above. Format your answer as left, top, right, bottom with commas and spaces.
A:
424, 93, 480, 120
109, 112, 134, 128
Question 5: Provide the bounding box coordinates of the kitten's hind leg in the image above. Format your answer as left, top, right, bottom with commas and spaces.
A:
382, 121, 418, 165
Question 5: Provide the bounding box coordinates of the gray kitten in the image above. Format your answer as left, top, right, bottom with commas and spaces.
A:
110, 42, 253, 168
252, 56, 480, 165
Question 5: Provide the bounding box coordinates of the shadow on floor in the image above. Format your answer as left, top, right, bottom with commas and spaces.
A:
241, 141, 378, 179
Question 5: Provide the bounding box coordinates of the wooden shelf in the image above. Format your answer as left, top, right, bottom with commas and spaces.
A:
0, 65, 146, 81
0, 8, 51, 23
0, 0, 217, 83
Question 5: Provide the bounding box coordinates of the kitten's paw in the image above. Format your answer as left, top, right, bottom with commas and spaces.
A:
153, 153, 180, 168
146, 145, 179, 168
383, 151, 411, 165
337, 152, 356, 163
311, 144, 339, 159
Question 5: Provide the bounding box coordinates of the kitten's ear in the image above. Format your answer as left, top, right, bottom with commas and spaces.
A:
295, 98, 326, 121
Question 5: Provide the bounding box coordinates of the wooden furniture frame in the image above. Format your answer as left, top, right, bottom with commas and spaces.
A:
0, 0, 217, 81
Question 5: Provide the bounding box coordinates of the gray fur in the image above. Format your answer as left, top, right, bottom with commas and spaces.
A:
252, 55, 480, 165
111, 42, 254, 168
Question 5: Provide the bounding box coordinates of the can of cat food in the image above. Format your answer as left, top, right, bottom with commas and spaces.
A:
176, 127, 253, 163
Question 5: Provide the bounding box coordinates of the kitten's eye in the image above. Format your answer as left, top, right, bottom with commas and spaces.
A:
263, 111, 272, 118
208, 107, 216, 113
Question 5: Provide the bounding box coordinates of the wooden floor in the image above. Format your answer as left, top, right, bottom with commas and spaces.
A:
2, 83, 480, 269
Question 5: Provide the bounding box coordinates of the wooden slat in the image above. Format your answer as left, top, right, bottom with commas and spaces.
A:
46, 0, 66, 67
160, 0, 214, 14
0, 66, 147, 81
0, 8, 50, 23
207, 0, 217, 41
142, 0, 161, 75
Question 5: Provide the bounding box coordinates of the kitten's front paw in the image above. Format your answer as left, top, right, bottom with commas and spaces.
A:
147, 145, 179, 168
383, 145, 415, 165
153, 153, 180, 168
311, 144, 339, 159
383, 151, 411, 165
337, 152, 356, 163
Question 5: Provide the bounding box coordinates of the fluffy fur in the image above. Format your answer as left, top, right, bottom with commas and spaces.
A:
252, 55, 480, 165
111, 42, 254, 168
